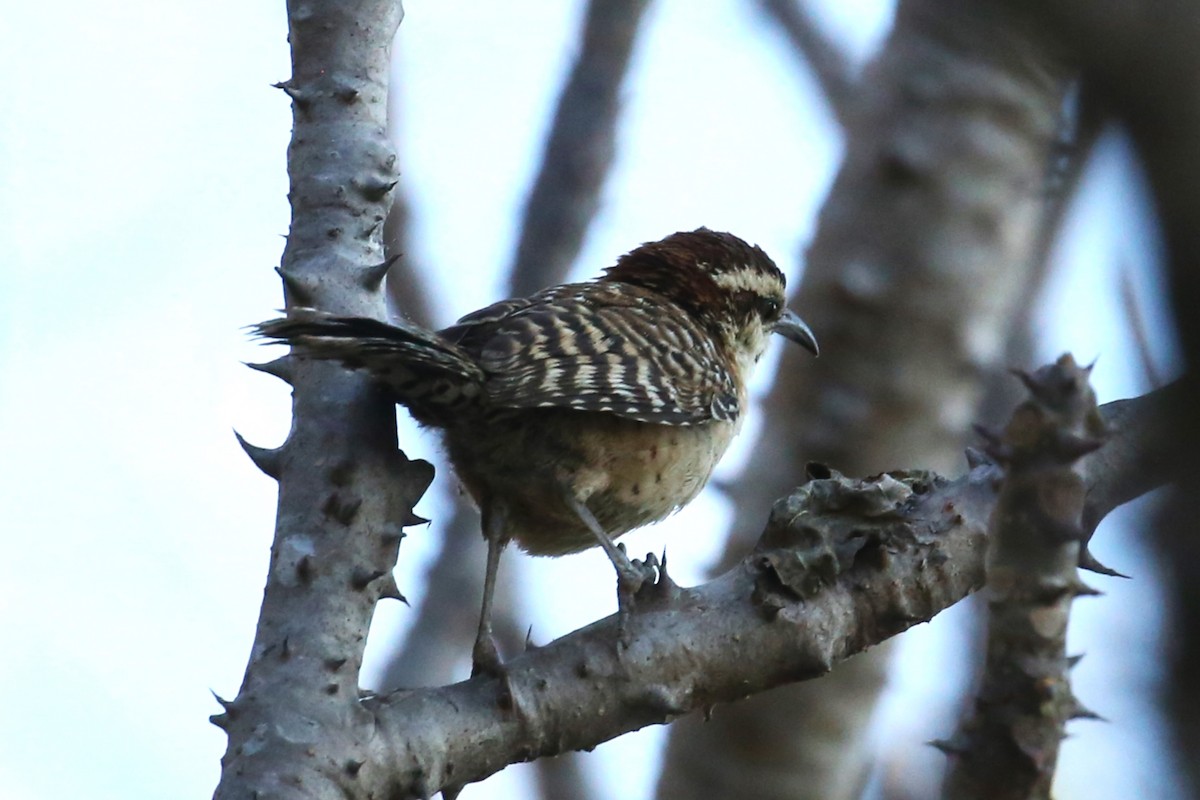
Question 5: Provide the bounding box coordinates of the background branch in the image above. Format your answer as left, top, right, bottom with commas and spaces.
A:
942, 356, 1103, 797
756, 0, 856, 124
374, 4, 652, 796
659, 1, 1069, 796
507, 0, 652, 294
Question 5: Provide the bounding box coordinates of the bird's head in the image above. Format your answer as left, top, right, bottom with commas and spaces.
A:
602, 228, 818, 371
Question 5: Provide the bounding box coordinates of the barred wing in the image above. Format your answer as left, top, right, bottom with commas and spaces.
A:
457, 286, 739, 425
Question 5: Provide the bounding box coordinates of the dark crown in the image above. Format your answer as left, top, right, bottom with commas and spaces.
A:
602, 228, 786, 326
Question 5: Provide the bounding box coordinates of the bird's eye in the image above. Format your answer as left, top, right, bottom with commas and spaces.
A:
757, 297, 781, 319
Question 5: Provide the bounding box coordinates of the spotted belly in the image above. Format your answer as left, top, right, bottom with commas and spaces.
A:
442, 409, 739, 556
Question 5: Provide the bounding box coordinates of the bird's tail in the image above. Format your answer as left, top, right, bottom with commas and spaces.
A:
253, 308, 485, 419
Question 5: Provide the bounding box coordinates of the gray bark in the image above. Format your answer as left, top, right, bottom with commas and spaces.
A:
213, 2, 427, 798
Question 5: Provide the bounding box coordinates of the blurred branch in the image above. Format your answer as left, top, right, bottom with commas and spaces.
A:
380, 50, 437, 329
941, 356, 1103, 798
375, 4, 651, 797
383, 189, 436, 329
757, 0, 856, 124
507, 0, 651, 296
375, 63, 523, 696
975, 82, 1100, 431
1007, 3, 1200, 789
1117, 259, 1165, 389
373, 0, 653, 678
356, 381, 1175, 797
1080, 377, 1182, 537
881, 87, 1104, 800
1033, 81, 1105, 269
659, 1, 1069, 796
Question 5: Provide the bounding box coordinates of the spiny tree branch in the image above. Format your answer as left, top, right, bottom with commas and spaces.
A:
353, 381, 1173, 797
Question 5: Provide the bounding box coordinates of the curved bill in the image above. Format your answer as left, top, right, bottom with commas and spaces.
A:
772, 309, 819, 356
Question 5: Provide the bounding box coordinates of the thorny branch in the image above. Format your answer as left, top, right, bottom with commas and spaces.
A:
348, 379, 1171, 797
941, 356, 1106, 798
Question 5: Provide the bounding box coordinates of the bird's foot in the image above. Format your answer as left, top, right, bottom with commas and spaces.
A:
614, 542, 660, 596
612, 545, 668, 647
471, 631, 505, 679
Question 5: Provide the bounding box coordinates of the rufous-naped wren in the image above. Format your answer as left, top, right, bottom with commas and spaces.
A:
256, 228, 818, 673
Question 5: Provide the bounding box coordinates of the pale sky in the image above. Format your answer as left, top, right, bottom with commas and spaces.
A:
0, 2, 1183, 798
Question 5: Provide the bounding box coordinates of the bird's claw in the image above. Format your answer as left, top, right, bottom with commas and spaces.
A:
611, 548, 674, 648
471, 632, 505, 679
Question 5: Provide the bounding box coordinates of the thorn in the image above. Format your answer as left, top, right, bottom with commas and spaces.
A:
209, 712, 230, 729
357, 177, 398, 201
334, 85, 361, 104
245, 356, 296, 385
441, 783, 464, 800
1070, 578, 1102, 598
929, 734, 969, 756
400, 509, 430, 527
651, 549, 681, 602
1079, 547, 1130, 578
378, 573, 408, 604
1066, 653, 1085, 670
272, 81, 311, 108
702, 704, 715, 722
964, 445, 990, 469
361, 255, 400, 290
211, 690, 237, 713
524, 626, 538, 652
280, 636, 292, 660
1068, 694, 1106, 722
326, 657, 348, 672
344, 759, 365, 777
275, 266, 315, 304
234, 430, 283, 479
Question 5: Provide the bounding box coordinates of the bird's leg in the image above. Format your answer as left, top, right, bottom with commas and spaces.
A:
471, 500, 509, 678
561, 492, 657, 645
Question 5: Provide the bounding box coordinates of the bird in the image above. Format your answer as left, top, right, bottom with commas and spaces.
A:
255, 228, 818, 675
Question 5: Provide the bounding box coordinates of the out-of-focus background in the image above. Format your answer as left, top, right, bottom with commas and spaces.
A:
0, 1, 1185, 798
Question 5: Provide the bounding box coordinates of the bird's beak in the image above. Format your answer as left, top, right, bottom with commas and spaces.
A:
773, 309, 819, 356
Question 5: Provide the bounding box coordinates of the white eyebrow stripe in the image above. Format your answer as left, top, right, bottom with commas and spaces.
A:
711, 267, 781, 295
